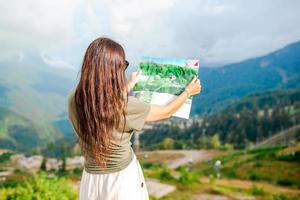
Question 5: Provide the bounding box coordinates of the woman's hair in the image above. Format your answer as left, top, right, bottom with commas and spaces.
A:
74, 37, 128, 167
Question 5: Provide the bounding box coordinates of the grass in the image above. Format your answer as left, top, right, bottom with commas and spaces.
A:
193, 145, 300, 189
250, 184, 265, 196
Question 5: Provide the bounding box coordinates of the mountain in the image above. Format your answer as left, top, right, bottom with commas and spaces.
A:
0, 52, 78, 153
0, 105, 54, 152
192, 41, 300, 115
0, 53, 77, 123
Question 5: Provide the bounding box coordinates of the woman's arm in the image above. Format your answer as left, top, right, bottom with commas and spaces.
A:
146, 76, 201, 121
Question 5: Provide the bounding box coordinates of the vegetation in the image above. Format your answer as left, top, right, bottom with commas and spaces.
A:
177, 166, 198, 185
0, 172, 77, 200
0, 152, 13, 163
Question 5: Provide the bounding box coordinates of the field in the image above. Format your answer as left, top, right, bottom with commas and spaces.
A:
139, 145, 300, 200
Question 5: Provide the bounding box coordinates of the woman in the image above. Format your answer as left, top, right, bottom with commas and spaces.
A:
67, 37, 201, 200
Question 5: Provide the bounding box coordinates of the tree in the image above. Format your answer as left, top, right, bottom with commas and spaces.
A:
197, 135, 210, 149
40, 156, 47, 171
162, 137, 175, 149
211, 134, 222, 149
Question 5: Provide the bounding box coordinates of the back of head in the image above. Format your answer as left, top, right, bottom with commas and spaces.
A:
74, 37, 128, 167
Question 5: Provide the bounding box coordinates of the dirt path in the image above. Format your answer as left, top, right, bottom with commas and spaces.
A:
145, 178, 176, 199
193, 194, 256, 200
192, 194, 230, 200
138, 150, 222, 169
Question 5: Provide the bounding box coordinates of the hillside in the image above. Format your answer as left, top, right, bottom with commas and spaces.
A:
0, 53, 78, 152
0, 105, 60, 153
0, 53, 77, 124
192, 41, 300, 115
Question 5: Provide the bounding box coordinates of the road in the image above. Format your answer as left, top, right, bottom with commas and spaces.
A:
137, 150, 222, 169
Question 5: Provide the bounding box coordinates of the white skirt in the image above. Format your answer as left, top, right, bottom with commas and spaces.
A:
79, 154, 149, 200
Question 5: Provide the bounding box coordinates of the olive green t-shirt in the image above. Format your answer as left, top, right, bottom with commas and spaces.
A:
67, 90, 151, 174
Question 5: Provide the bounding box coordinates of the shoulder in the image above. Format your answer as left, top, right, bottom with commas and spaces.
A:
66, 89, 80, 136
67, 89, 77, 118
67, 89, 77, 110
125, 95, 151, 131
67, 89, 75, 103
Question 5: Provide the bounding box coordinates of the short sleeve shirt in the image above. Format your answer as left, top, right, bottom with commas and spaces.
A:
67, 90, 151, 174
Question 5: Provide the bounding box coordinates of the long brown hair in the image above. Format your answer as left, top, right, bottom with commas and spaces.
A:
74, 37, 128, 167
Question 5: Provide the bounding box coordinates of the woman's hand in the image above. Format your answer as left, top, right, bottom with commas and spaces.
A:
129, 71, 139, 85
126, 71, 139, 91
185, 76, 201, 96
145, 75, 202, 122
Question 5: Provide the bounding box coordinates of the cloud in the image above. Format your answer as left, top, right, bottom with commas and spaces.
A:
0, 0, 300, 67
0, 0, 79, 61
40, 52, 76, 70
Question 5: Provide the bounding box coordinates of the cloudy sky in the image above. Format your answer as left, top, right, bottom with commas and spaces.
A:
0, 0, 300, 70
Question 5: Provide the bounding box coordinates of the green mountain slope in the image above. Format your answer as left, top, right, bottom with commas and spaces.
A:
0, 53, 77, 124
192, 41, 300, 115
0, 105, 61, 152
0, 53, 77, 152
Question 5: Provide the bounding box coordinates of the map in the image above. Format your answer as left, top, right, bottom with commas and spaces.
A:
132, 56, 199, 119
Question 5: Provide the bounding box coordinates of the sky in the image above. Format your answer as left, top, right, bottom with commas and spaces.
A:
0, 0, 300, 71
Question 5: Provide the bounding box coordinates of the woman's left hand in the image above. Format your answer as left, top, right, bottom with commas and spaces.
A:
130, 71, 139, 85
127, 71, 139, 91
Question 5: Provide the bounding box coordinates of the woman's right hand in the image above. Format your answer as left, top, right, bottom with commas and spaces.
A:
145, 75, 202, 122
185, 75, 201, 96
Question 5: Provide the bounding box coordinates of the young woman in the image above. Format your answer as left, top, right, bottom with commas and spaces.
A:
67, 37, 201, 200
